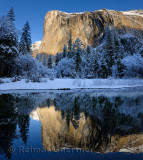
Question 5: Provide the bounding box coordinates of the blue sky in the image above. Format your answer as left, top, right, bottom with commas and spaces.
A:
0, 0, 143, 43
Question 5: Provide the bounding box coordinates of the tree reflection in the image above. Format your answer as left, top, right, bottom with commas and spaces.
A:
0, 94, 18, 159
0, 93, 37, 159
0, 91, 143, 159
18, 114, 30, 144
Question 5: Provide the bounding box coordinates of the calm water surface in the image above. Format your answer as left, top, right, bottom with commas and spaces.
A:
0, 89, 143, 160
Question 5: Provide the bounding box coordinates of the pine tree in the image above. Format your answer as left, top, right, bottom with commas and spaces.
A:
103, 25, 114, 77
0, 8, 19, 77
63, 44, 67, 58
75, 46, 82, 73
94, 58, 99, 78
55, 53, 60, 66
0, 8, 17, 39
98, 56, 108, 78
0, 32, 19, 77
103, 26, 125, 78
19, 21, 32, 55
85, 46, 92, 78
19, 38, 27, 55
73, 38, 82, 74
86, 45, 91, 55
43, 57, 47, 67
67, 35, 73, 58
68, 35, 72, 52
48, 55, 52, 68
7, 7, 15, 22
36, 54, 40, 61
112, 29, 125, 78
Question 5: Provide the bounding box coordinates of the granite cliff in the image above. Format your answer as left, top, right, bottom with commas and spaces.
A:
37, 9, 143, 56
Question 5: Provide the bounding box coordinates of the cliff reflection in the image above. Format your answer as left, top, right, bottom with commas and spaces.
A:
37, 106, 96, 151
36, 94, 143, 153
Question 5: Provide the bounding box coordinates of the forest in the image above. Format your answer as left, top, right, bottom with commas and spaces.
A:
0, 8, 143, 80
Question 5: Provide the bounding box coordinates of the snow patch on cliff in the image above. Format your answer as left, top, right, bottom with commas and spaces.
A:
122, 10, 143, 17
31, 41, 41, 52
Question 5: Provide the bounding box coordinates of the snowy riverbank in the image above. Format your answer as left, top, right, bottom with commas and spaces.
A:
0, 78, 143, 91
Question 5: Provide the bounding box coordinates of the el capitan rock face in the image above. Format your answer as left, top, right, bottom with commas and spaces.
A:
38, 9, 143, 56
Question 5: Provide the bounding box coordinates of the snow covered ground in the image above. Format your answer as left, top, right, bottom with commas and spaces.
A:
0, 78, 143, 91
119, 145, 143, 153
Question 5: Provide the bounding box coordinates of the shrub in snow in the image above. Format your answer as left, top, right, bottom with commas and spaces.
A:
30, 74, 42, 83
11, 75, 22, 82
49, 74, 54, 80
17, 54, 48, 78
56, 58, 76, 78
40, 78, 48, 83
121, 54, 143, 78
25, 78, 30, 83
0, 79, 4, 84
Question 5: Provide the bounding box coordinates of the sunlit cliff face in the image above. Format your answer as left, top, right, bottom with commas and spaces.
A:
35, 105, 143, 153
38, 9, 143, 56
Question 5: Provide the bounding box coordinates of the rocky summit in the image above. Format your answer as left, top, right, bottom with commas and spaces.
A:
37, 9, 143, 56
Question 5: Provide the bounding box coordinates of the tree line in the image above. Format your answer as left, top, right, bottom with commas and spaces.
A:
0, 8, 47, 78
43, 25, 143, 79
0, 8, 143, 79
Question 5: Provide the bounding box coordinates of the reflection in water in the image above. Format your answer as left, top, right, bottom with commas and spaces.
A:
30, 110, 39, 121
36, 93, 143, 153
37, 106, 95, 152
0, 90, 143, 159
0, 93, 45, 159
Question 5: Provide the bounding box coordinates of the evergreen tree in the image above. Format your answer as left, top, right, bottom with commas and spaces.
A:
0, 8, 19, 77
19, 21, 32, 55
73, 38, 82, 50
7, 7, 15, 22
67, 35, 73, 58
73, 38, 82, 74
36, 54, 40, 61
63, 44, 67, 58
68, 35, 72, 52
86, 45, 91, 55
98, 53, 108, 78
94, 58, 99, 78
0, 8, 17, 39
75, 46, 82, 73
48, 55, 52, 68
86, 46, 97, 78
103, 25, 115, 77
43, 57, 47, 67
112, 29, 125, 78
55, 53, 60, 66
19, 38, 27, 55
